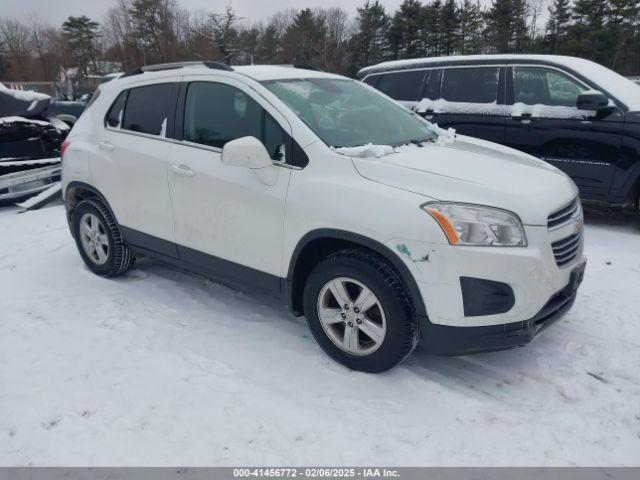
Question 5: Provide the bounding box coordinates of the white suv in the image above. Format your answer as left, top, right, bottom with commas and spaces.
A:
61, 61, 586, 372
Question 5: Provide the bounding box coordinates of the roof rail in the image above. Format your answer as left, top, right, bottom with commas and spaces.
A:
120, 61, 233, 78
292, 64, 321, 71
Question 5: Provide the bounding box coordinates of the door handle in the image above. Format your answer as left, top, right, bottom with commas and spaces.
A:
98, 141, 114, 151
170, 164, 195, 177
512, 114, 533, 124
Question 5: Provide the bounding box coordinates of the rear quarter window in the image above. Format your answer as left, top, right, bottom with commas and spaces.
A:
105, 91, 127, 128
122, 84, 174, 136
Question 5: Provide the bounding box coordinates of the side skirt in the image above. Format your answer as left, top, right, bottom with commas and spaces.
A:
120, 226, 285, 298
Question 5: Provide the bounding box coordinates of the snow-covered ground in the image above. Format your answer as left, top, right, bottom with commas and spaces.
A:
1, 203, 639, 466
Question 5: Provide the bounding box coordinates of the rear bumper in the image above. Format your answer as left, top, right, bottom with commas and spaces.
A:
421, 261, 585, 355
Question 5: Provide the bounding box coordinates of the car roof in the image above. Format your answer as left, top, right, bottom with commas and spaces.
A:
358, 54, 640, 111
358, 54, 603, 77
111, 63, 346, 87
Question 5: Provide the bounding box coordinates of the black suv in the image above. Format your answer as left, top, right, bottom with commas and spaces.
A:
359, 55, 640, 208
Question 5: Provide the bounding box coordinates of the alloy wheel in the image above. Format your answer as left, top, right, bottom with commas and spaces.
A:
79, 213, 109, 265
316, 277, 387, 356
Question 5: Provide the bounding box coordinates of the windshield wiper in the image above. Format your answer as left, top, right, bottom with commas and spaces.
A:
408, 137, 436, 147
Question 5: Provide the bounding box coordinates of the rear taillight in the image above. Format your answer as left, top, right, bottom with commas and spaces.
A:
60, 139, 70, 161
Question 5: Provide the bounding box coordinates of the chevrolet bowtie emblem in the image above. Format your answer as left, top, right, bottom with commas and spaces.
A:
575, 217, 584, 230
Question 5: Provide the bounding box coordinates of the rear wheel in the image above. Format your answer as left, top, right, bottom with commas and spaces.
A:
72, 198, 135, 276
303, 249, 419, 372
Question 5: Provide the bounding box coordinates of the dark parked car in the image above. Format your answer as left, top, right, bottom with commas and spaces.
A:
358, 55, 640, 208
0, 84, 70, 203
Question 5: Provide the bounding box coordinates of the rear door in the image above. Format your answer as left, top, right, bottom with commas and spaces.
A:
93, 82, 179, 256
504, 65, 622, 198
421, 66, 507, 144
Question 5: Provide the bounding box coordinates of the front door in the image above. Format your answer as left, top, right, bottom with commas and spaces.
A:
504, 66, 623, 199
166, 77, 292, 286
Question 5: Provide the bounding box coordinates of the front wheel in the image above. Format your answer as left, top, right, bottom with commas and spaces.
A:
303, 250, 419, 373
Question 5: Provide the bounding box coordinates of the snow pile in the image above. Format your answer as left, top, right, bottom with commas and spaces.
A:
511, 102, 596, 119
415, 98, 502, 115
332, 144, 396, 158
0, 204, 639, 465
434, 127, 456, 146
413, 98, 597, 119
0, 83, 50, 102
0, 116, 53, 127
333, 128, 457, 159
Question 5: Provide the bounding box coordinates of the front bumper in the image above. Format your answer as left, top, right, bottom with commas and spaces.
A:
0, 164, 61, 202
420, 260, 585, 355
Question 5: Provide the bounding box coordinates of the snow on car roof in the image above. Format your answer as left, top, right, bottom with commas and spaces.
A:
359, 54, 640, 111
233, 65, 345, 82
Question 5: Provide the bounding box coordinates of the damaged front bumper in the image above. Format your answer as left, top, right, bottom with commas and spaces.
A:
0, 161, 61, 202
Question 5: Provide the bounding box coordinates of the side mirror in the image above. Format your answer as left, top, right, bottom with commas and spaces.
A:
221, 136, 273, 169
576, 91, 609, 111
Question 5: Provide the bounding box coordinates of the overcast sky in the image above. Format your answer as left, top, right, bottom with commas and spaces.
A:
2, 0, 497, 27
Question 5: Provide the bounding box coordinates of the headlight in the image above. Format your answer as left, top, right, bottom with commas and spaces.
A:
422, 202, 527, 247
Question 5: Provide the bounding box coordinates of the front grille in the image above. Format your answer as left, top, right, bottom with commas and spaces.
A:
551, 230, 583, 267
548, 197, 580, 229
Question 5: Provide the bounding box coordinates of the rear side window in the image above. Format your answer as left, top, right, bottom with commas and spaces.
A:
122, 84, 174, 136
441, 67, 500, 103
376, 70, 426, 101
105, 91, 127, 128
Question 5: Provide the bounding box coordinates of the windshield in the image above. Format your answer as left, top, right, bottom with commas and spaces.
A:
263, 78, 437, 148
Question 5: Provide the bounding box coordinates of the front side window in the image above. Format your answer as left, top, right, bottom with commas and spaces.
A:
263, 78, 437, 149
184, 82, 286, 160
122, 84, 174, 136
440, 67, 500, 103
513, 67, 587, 107
376, 70, 426, 101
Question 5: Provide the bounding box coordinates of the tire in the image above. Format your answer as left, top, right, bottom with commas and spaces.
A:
72, 197, 135, 277
303, 249, 420, 373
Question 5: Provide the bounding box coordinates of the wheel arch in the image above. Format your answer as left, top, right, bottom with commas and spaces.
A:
64, 181, 118, 231
285, 229, 427, 320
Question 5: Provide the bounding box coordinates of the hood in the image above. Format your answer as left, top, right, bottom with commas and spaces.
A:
350, 135, 577, 226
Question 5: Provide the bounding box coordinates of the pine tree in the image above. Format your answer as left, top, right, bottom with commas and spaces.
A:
387, 0, 425, 59
485, 0, 514, 52
607, 0, 640, 71
573, 0, 608, 28
458, 0, 484, 54
423, 0, 443, 56
282, 9, 326, 66
512, 0, 530, 52
61, 15, 101, 78
440, 0, 459, 55
353, 1, 389, 68
547, 0, 572, 53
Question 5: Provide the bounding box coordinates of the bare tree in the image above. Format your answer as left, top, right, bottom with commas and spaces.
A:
196, 5, 242, 64
0, 18, 31, 79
